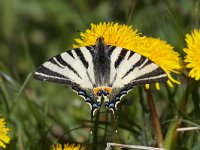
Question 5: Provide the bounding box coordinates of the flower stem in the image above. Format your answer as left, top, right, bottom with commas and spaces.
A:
146, 89, 164, 148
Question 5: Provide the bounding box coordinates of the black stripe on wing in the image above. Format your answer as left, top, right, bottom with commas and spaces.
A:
127, 51, 135, 59
115, 49, 127, 68
127, 67, 168, 87
74, 48, 89, 68
56, 55, 69, 66
67, 51, 74, 58
85, 46, 95, 57
35, 65, 65, 78
53, 54, 82, 79
138, 59, 152, 69
122, 55, 147, 79
127, 75, 168, 87
33, 65, 75, 85
136, 67, 165, 80
107, 46, 116, 57
50, 58, 64, 68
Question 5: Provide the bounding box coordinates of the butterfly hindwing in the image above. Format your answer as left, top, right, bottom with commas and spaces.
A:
72, 86, 100, 118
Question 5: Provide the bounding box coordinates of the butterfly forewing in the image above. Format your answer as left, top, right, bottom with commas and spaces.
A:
109, 47, 168, 88
34, 47, 95, 89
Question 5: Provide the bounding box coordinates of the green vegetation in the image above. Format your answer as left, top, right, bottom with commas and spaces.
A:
0, 0, 199, 149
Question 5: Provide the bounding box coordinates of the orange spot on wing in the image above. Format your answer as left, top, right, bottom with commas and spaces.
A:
93, 86, 112, 95
103, 87, 112, 94
93, 87, 102, 95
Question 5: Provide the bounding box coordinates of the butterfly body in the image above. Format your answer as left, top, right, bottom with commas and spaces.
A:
93, 37, 111, 87
34, 37, 168, 117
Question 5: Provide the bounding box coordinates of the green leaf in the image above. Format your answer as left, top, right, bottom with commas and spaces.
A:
164, 118, 182, 150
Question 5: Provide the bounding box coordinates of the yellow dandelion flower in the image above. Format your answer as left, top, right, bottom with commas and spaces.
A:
140, 37, 183, 89
74, 22, 183, 89
0, 116, 11, 148
74, 22, 143, 48
184, 29, 200, 80
51, 143, 85, 150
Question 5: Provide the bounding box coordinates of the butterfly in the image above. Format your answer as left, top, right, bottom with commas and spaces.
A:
33, 37, 168, 118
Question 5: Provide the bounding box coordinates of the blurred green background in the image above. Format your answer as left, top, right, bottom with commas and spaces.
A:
0, 0, 200, 150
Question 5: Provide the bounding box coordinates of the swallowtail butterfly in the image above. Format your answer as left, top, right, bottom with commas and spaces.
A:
34, 37, 168, 118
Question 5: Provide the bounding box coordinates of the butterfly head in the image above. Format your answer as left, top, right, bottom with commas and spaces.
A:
95, 37, 106, 50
